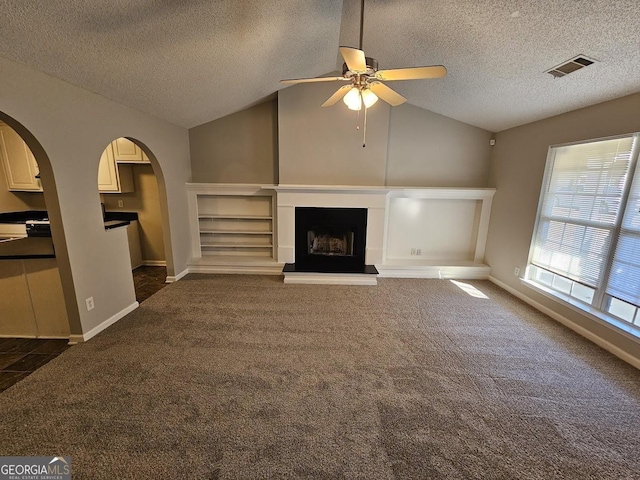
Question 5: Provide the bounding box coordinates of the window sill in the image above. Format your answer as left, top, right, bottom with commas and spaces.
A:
521, 278, 640, 342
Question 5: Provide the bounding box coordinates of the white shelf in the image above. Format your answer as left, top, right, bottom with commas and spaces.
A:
198, 214, 272, 220
188, 185, 276, 263
201, 244, 272, 249
200, 230, 273, 235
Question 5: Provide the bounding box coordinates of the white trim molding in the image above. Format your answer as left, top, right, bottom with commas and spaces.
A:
68, 302, 139, 344
379, 262, 490, 279
166, 268, 189, 283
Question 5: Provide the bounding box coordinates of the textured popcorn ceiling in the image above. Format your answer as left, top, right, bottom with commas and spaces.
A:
1, 0, 639, 131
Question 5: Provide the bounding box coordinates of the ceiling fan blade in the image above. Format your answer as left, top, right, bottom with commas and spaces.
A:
280, 76, 347, 84
339, 46, 367, 73
375, 65, 447, 81
369, 82, 406, 106
321, 85, 353, 107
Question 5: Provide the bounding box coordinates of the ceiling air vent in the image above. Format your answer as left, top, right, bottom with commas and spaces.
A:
546, 55, 596, 78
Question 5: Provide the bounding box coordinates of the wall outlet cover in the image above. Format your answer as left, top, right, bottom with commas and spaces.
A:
86, 296, 95, 311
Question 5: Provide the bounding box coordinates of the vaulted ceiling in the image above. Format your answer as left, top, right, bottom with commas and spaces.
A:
1, 0, 639, 132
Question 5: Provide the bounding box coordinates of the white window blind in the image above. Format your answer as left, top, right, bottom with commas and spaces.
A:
531, 136, 635, 288
606, 158, 640, 307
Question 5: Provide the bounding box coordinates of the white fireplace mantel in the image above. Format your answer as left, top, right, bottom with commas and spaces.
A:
274, 185, 390, 266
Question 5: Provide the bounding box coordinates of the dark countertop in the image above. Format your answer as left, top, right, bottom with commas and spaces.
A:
0, 210, 138, 232
104, 220, 131, 230
0, 210, 48, 223
103, 211, 138, 230
104, 211, 138, 222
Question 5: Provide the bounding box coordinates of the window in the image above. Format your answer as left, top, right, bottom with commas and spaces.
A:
528, 134, 640, 332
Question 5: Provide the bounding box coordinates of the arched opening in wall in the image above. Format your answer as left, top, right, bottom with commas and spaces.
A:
0, 112, 75, 364
96, 137, 171, 303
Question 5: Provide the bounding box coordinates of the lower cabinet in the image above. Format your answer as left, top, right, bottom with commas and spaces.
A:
0, 258, 69, 338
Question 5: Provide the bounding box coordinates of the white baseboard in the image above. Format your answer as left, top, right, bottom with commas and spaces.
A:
165, 268, 189, 283
143, 260, 167, 267
377, 264, 490, 279
68, 302, 139, 344
489, 276, 640, 370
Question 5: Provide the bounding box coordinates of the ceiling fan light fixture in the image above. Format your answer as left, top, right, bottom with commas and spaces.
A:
343, 86, 378, 110
343, 87, 363, 110
362, 88, 378, 108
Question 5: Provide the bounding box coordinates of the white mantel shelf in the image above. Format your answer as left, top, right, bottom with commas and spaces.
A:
273, 184, 496, 198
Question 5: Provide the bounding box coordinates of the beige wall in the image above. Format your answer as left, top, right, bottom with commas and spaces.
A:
101, 164, 165, 262
0, 177, 46, 212
0, 56, 191, 338
278, 81, 391, 186
486, 91, 640, 362
386, 103, 492, 187
189, 99, 278, 184
191, 85, 492, 188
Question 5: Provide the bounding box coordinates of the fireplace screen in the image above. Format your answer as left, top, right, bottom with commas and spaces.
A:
307, 228, 355, 257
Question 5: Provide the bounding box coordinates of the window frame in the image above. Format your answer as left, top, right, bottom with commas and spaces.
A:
526, 132, 640, 337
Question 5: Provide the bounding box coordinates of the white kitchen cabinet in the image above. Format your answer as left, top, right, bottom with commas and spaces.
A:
0, 258, 69, 338
0, 122, 42, 192
98, 143, 134, 193
112, 137, 150, 163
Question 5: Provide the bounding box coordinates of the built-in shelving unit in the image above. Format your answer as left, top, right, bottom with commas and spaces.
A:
187, 184, 282, 274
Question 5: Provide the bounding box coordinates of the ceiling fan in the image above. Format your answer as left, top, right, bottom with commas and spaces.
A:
280, 0, 447, 112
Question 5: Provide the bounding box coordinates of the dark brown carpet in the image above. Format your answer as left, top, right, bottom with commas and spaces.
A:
0, 275, 639, 479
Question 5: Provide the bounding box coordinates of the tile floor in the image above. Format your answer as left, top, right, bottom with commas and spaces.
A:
133, 266, 167, 303
0, 338, 70, 393
0, 267, 168, 393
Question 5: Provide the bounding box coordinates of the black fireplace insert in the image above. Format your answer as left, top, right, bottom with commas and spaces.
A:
294, 207, 367, 273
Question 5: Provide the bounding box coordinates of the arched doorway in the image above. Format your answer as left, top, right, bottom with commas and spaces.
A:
95, 136, 172, 302
0, 112, 77, 390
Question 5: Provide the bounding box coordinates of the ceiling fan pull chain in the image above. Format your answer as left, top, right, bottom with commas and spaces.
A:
362, 97, 367, 148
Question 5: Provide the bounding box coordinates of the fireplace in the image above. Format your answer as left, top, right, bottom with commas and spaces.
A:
293, 207, 368, 273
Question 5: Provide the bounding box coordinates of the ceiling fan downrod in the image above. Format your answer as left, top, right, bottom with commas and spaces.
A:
359, 0, 365, 50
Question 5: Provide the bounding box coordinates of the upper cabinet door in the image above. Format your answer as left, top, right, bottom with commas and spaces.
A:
0, 123, 43, 192
112, 137, 150, 163
97, 143, 120, 192
98, 143, 134, 194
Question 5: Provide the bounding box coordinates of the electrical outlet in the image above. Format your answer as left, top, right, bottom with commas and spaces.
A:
416, 248, 422, 256
86, 296, 94, 311
118, 200, 124, 208
410, 248, 416, 255
514, 267, 520, 277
